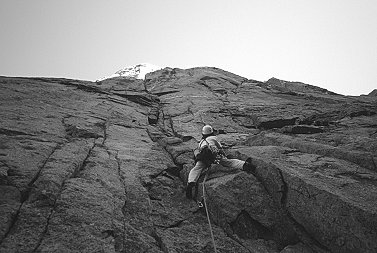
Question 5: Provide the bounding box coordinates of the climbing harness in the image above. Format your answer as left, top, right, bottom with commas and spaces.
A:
197, 167, 218, 253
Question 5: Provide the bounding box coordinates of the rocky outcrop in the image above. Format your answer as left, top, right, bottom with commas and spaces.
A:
0, 68, 376, 253
368, 89, 377, 97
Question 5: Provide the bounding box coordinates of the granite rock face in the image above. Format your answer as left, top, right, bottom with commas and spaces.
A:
368, 89, 377, 96
0, 68, 376, 253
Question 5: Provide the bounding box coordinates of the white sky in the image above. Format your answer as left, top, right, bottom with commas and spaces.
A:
0, 0, 376, 95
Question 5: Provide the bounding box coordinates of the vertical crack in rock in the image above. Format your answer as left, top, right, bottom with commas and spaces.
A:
0, 143, 57, 247
246, 159, 330, 251
32, 138, 98, 252
0, 143, 60, 245
150, 229, 168, 253
276, 169, 288, 207
25, 144, 60, 202
102, 122, 108, 146
31, 179, 65, 252
70, 141, 97, 179
159, 108, 168, 132
168, 116, 178, 138
115, 152, 127, 252
148, 105, 160, 125
187, 101, 195, 118
115, 151, 131, 252
99, 117, 110, 146
115, 149, 160, 252
270, 166, 329, 251
371, 155, 377, 172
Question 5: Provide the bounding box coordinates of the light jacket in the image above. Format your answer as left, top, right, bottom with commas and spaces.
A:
199, 135, 222, 150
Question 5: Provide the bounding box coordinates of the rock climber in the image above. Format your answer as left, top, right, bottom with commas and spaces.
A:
186, 124, 252, 199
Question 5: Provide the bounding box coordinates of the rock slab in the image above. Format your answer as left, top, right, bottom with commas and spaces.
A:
0, 69, 376, 253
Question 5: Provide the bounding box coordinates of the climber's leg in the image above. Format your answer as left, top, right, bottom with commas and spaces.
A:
188, 160, 207, 183
219, 157, 244, 170
186, 161, 207, 199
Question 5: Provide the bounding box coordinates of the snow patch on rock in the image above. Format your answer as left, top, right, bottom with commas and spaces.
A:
98, 63, 162, 81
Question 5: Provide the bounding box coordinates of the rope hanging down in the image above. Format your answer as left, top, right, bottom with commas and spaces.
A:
202, 171, 218, 253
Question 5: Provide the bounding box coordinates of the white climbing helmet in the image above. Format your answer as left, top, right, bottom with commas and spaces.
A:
202, 125, 214, 135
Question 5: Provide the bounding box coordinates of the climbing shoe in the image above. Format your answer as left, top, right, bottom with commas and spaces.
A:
186, 182, 196, 199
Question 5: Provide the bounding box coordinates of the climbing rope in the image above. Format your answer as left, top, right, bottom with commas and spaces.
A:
202, 171, 218, 253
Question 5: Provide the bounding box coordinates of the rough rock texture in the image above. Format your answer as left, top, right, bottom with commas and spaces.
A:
368, 89, 377, 96
0, 68, 376, 253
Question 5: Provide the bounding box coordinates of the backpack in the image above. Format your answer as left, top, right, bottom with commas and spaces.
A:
195, 139, 219, 165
